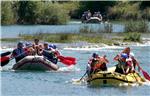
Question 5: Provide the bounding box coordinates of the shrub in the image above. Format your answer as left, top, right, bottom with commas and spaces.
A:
125, 20, 149, 33
1, 1, 16, 25
123, 32, 141, 42
39, 3, 70, 25
107, 2, 141, 20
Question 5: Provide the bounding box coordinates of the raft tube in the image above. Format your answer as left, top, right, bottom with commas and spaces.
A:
87, 68, 146, 86
12, 56, 59, 71
85, 17, 102, 23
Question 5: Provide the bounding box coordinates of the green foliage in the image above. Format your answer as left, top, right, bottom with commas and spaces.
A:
17, 1, 43, 24
20, 33, 114, 45
1, 1, 72, 25
0, 38, 21, 42
108, 2, 141, 20
1, 1, 16, 25
1, 1, 150, 25
40, 3, 69, 25
125, 20, 149, 33
123, 32, 141, 42
142, 8, 150, 20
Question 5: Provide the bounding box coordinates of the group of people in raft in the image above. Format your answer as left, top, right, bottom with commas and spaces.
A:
81, 10, 103, 22
11, 39, 60, 64
86, 47, 140, 75
12, 40, 139, 75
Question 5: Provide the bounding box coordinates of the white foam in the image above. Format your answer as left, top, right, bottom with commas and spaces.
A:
0, 47, 13, 52
70, 78, 87, 85
63, 46, 123, 51
142, 80, 150, 86
58, 65, 80, 72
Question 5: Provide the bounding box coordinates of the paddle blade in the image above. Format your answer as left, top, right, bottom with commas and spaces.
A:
142, 70, 150, 81
0, 51, 11, 57
64, 57, 76, 61
58, 56, 76, 66
0, 56, 10, 66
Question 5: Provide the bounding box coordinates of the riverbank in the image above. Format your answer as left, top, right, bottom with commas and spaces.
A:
1, 32, 150, 49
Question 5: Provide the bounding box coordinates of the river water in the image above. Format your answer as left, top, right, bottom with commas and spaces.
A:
1, 21, 124, 38
1, 46, 150, 96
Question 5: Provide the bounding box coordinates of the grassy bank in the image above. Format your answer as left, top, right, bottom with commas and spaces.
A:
17, 32, 148, 45
1, 32, 149, 46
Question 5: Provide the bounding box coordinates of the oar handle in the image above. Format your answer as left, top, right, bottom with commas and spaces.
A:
80, 71, 87, 81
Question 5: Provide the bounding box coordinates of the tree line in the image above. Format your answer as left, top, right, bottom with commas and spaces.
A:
1, 1, 150, 25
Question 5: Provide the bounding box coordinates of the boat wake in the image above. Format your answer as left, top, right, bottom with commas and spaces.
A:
66, 78, 87, 85
143, 80, 150, 86
0, 65, 14, 72
58, 65, 80, 72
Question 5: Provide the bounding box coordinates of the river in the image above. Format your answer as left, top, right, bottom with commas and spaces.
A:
1, 46, 150, 96
1, 21, 124, 38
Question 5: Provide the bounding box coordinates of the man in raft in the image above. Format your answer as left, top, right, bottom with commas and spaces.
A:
11, 42, 28, 62
42, 43, 58, 64
114, 47, 140, 74
32, 39, 43, 55
87, 53, 109, 75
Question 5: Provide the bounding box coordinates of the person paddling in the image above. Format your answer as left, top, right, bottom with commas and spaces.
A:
42, 43, 58, 64
24, 42, 35, 55
32, 39, 43, 55
11, 42, 27, 63
114, 47, 137, 74
87, 53, 109, 76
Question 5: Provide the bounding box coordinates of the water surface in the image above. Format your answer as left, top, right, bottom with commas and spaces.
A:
1, 46, 150, 96
1, 21, 124, 38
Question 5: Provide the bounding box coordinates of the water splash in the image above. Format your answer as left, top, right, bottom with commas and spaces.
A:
67, 78, 87, 85
58, 65, 80, 72
142, 80, 150, 86
63, 46, 124, 51
0, 66, 13, 72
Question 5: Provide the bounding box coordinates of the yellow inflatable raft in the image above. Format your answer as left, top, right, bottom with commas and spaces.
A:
87, 68, 146, 86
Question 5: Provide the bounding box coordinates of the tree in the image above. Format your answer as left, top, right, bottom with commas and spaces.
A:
17, 1, 43, 24
1, 1, 16, 25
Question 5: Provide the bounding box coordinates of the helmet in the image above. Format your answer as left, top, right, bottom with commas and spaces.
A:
17, 41, 24, 47
25, 42, 32, 47
92, 53, 97, 58
49, 44, 56, 49
121, 53, 128, 59
53, 45, 57, 49
48, 44, 53, 48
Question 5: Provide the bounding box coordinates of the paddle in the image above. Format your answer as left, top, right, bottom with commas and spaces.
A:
0, 56, 10, 66
79, 71, 87, 81
0, 51, 28, 67
57, 55, 76, 66
135, 60, 150, 81
0, 51, 12, 66
0, 51, 11, 57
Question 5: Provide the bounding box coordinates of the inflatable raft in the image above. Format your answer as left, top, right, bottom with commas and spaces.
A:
87, 69, 146, 86
85, 17, 102, 23
12, 56, 59, 71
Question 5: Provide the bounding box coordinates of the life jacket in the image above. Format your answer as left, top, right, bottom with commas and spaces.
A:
12, 48, 27, 62
12, 48, 26, 57
91, 56, 108, 71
